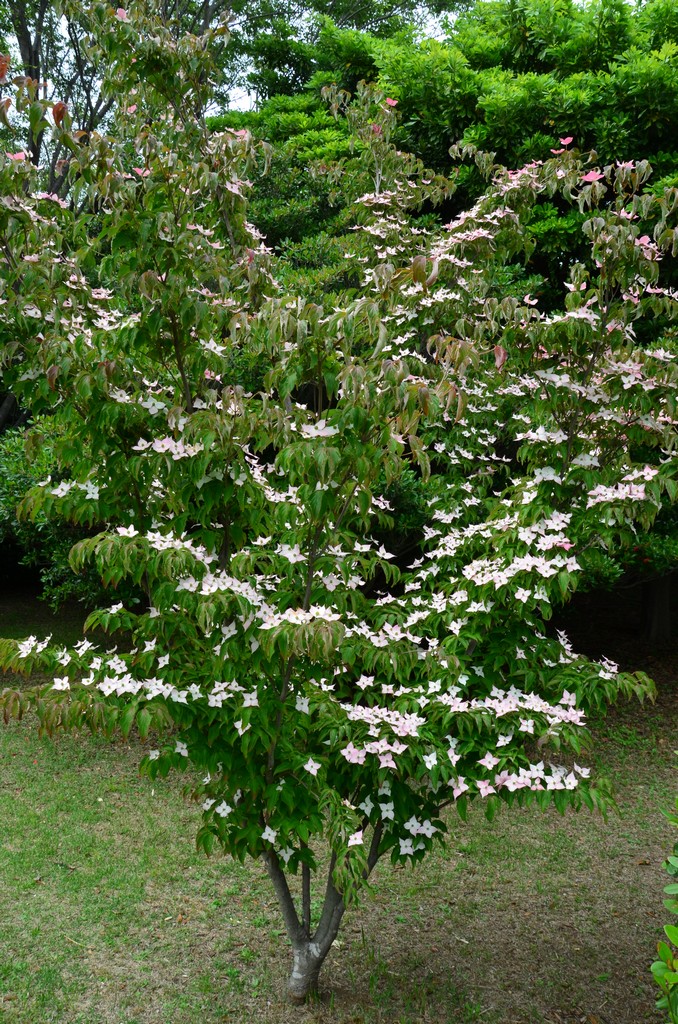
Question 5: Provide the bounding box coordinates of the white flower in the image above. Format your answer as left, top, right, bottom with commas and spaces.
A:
295, 695, 310, 714
379, 801, 395, 821
399, 837, 414, 857
215, 801, 232, 817
359, 796, 374, 816
300, 419, 339, 439
303, 757, 321, 776
148, 750, 160, 760
261, 826, 277, 843
202, 799, 216, 811
17, 636, 37, 658
347, 830, 363, 847
53, 677, 70, 691
277, 543, 305, 563
423, 752, 437, 770
174, 741, 188, 756
116, 525, 139, 537
496, 732, 514, 748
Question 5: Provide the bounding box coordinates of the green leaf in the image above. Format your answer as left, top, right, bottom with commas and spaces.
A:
659, 941, 675, 965
137, 708, 152, 740
119, 702, 137, 739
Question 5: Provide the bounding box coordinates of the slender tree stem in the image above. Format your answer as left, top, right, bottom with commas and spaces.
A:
301, 850, 311, 936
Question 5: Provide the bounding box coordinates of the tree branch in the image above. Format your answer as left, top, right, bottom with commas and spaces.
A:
262, 848, 303, 945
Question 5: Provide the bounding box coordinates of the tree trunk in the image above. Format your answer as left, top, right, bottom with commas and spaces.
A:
263, 826, 383, 1002
287, 942, 324, 1003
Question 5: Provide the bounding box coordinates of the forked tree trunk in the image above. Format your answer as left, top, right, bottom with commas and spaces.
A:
263, 849, 346, 1001
262, 825, 383, 1002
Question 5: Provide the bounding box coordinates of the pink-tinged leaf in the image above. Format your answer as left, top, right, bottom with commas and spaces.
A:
494, 345, 508, 370
52, 101, 67, 127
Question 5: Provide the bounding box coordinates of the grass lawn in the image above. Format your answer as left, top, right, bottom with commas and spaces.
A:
0, 591, 676, 1023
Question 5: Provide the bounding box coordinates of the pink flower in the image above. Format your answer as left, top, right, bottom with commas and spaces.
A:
477, 780, 496, 797
6, 151, 25, 161
127, 104, 137, 114
581, 170, 604, 183
550, 148, 565, 155
133, 167, 151, 177
478, 752, 499, 770
560, 136, 573, 146
385, 98, 398, 107
451, 777, 469, 799
116, 7, 128, 19
347, 830, 363, 847
340, 742, 366, 765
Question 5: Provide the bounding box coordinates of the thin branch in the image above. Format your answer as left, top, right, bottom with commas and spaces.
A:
262, 848, 303, 946
363, 821, 383, 876
301, 847, 311, 936
168, 311, 194, 412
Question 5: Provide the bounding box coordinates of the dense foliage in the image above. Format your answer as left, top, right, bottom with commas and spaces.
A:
219, 0, 678, 281
0, 421, 121, 607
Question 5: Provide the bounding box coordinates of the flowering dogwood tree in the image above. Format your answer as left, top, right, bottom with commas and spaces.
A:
1, 4, 677, 1002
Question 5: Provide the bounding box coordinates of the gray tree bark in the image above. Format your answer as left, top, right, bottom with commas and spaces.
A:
262, 823, 383, 1002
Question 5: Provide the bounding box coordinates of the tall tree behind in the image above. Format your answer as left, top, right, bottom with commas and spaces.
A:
0, 0, 237, 188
